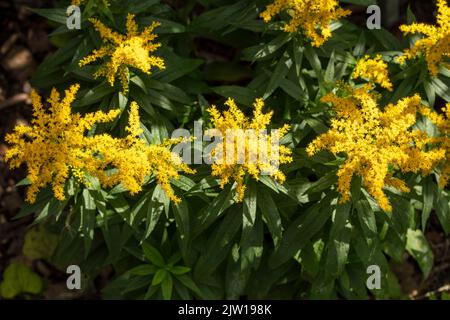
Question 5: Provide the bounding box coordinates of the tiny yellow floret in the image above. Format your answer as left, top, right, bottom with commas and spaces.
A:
5, 84, 120, 202
352, 55, 393, 91
398, 0, 450, 76
420, 104, 450, 187
79, 14, 165, 93
306, 84, 444, 212
260, 0, 351, 47
5, 87, 193, 203
71, 0, 109, 6
207, 98, 292, 202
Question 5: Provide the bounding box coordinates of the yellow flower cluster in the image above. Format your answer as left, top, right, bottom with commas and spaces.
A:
84, 102, 194, 203
260, 0, 351, 47
5, 85, 193, 203
398, 0, 450, 76
207, 98, 292, 202
71, 0, 109, 6
306, 84, 445, 211
79, 14, 165, 93
420, 104, 450, 187
5, 84, 119, 202
352, 55, 393, 91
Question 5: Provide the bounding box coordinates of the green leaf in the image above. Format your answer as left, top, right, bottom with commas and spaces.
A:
421, 176, 435, 231
270, 194, 335, 267
0, 262, 43, 299
442, 292, 450, 300
406, 5, 417, 24
325, 203, 351, 278
22, 225, 59, 260
15, 178, 31, 187
304, 46, 323, 82
155, 54, 203, 83
355, 196, 378, 260
194, 185, 234, 235
225, 244, 248, 299
188, 1, 247, 31
174, 281, 191, 300
390, 76, 417, 103
257, 188, 283, 247
240, 212, 263, 271
101, 221, 128, 262
406, 229, 434, 278
300, 240, 324, 278
171, 175, 196, 192
74, 82, 116, 107
144, 283, 159, 299
307, 171, 338, 194
144, 185, 166, 239
145, 79, 193, 104
194, 208, 242, 279
264, 52, 292, 99
129, 191, 150, 226
279, 77, 307, 100
353, 33, 366, 57
176, 274, 203, 297
14, 188, 53, 220
212, 86, 258, 106
432, 77, 450, 102
109, 195, 130, 216
127, 265, 156, 276
152, 269, 168, 286
80, 189, 96, 256
243, 182, 257, 225
355, 197, 377, 237
173, 200, 190, 259
123, 275, 152, 294
310, 271, 335, 299
170, 266, 191, 275
305, 118, 329, 135
371, 29, 403, 51
258, 175, 280, 194
30, 8, 67, 24
324, 51, 336, 82
130, 84, 156, 115
242, 33, 291, 61
161, 274, 173, 300
435, 192, 450, 234
148, 89, 176, 111
142, 243, 165, 267
292, 40, 304, 79
423, 80, 436, 107
142, 17, 186, 34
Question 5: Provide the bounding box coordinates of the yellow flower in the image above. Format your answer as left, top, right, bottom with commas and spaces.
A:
398, 0, 450, 76
207, 98, 292, 202
306, 84, 445, 211
5, 84, 120, 203
260, 0, 351, 47
71, 0, 109, 6
79, 14, 165, 93
5, 87, 193, 203
352, 55, 393, 91
87, 102, 195, 203
420, 104, 450, 187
